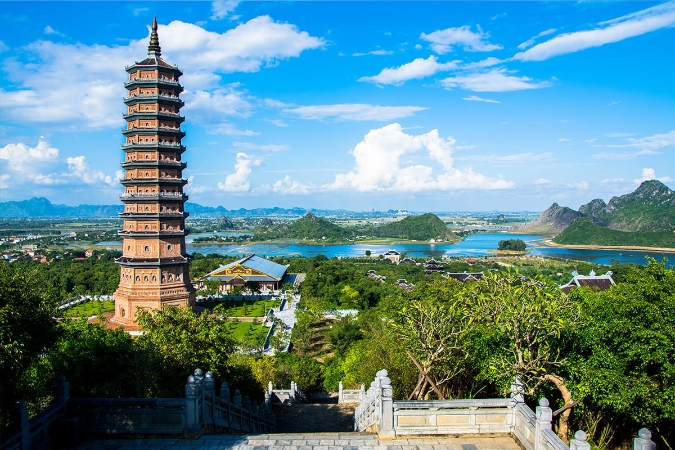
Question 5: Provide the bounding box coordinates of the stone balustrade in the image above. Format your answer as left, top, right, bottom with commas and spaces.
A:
266, 381, 306, 404
351, 370, 658, 449
338, 381, 363, 404
0, 370, 275, 450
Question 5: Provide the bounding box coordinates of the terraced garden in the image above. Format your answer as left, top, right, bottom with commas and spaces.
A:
200, 298, 281, 317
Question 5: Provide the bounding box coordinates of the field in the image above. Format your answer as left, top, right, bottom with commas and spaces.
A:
64, 300, 115, 317
200, 298, 281, 317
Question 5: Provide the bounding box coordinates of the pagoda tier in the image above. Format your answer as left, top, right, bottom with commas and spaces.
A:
113, 17, 195, 326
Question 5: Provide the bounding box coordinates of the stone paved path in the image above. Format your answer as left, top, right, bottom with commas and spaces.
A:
75, 433, 521, 450
273, 403, 357, 433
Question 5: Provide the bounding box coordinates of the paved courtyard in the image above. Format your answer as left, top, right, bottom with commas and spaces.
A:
75, 433, 521, 450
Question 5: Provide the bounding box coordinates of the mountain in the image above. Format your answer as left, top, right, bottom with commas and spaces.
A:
582, 180, 675, 232
370, 213, 460, 242
512, 203, 584, 234
553, 217, 675, 248
0, 197, 123, 218
253, 213, 350, 241
513, 180, 675, 235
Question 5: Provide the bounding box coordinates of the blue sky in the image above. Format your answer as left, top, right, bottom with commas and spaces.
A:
1, 1, 674, 212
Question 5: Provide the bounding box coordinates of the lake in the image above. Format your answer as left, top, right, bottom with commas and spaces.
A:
186, 233, 674, 267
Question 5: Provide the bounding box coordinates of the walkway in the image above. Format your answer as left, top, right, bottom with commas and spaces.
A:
75, 433, 521, 450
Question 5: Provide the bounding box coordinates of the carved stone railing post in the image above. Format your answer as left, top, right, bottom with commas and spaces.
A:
570, 431, 591, 450
510, 375, 524, 430
535, 398, 553, 450
203, 371, 215, 426
264, 391, 272, 410
232, 389, 242, 431
339, 381, 344, 403
634, 428, 656, 450
268, 381, 273, 396
290, 381, 296, 402
360, 383, 366, 402
378, 371, 394, 438
54, 375, 70, 408
185, 375, 199, 432
218, 382, 230, 428
242, 395, 251, 432
251, 400, 259, 432
17, 401, 29, 450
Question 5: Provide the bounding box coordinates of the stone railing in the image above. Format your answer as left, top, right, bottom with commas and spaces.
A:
266, 381, 306, 404
338, 381, 363, 403
352, 370, 659, 450
0, 370, 275, 450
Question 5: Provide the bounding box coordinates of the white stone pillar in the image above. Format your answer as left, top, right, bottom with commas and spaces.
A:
570, 431, 591, 450
535, 398, 553, 450
634, 428, 656, 450
339, 381, 344, 403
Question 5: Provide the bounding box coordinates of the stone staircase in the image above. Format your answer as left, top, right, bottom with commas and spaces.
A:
75, 433, 521, 449
273, 402, 358, 433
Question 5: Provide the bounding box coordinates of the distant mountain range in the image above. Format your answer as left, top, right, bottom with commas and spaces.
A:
0, 197, 359, 219
514, 180, 675, 247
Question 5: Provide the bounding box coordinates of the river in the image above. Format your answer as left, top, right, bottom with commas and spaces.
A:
93, 232, 674, 267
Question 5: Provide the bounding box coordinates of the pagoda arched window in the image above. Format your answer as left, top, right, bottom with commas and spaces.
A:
167, 245, 172, 251
144, 246, 149, 252
121, 308, 126, 318
169, 274, 173, 281
145, 225, 149, 230
135, 276, 140, 281
162, 275, 166, 282
145, 206, 149, 211
176, 274, 181, 281
144, 276, 148, 282
152, 276, 156, 282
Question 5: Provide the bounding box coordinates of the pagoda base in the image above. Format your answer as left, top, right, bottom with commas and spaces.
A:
113, 287, 196, 326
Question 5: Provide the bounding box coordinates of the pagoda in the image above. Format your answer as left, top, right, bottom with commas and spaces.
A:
113, 18, 195, 325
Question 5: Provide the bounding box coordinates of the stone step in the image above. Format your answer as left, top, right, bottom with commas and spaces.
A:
76, 434, 521, 450
273, 403, 358, 433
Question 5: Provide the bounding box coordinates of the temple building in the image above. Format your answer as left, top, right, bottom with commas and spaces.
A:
559, 270, 615, 294
112, 18, 195, 325
196, 254, 289, 292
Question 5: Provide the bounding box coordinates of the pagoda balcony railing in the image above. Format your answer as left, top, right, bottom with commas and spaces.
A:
125, 77, 181, 87
123, 111, 183, 119
122, 127, 185, 136
118, 211, 189, 218
121, 159, 187, 169
120, 192, 188, 200
124, 93, 182, 101
122, 142, 183, 149
121, 177, 187, 184
115, 254, 193, 266
125, 62, 180, 70
118, 229, 188, 236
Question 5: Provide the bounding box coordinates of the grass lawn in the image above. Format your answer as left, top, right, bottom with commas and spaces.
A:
64, 300, 115, 317
227, 320, 269, 340
201, 299, 281, 317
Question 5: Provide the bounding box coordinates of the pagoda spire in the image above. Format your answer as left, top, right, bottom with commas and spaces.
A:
148, 16, 161, 57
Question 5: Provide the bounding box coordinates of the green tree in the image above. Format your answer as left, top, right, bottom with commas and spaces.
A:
365, 250, 371, 257
392, 282, 473, 400
136, 306, 236, 391
468, 271, 581, 442
0, 263, 59, 430
326, 316, 364, 358
568, 260, 675, 448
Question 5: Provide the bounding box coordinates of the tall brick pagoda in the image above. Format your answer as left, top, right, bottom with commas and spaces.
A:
113, 17, 195, 325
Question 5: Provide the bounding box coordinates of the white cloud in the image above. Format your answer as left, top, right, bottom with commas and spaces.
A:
272, 176, 315, 195
559, 138, 570, 142
420, 25, 502, 53
132, 7, 149, 16
634, 167, 673, 184
462, 95, 501, 104
608, 100, 621, 106
44, 26, 64, 37
264, 118, 289, 127
353, 49, 394, 56
66, 156, 117, 185
358, 55, 459, 85
534, 178, 550, 185
457, 152, 554, 164
592, 129, 675, 159
233, 142, 289, 152
463, 56, 503, 69
282, 104, 427, 121
414, 44, 422, 50
517, 28, 557, 50
1, 17, 323, 129
0, 174, 10, 189
208, 122, 260, 136
211, 0, 241, 20
217, 152, 262, 192
514, 2, 675, 61
329, 123, 513, 192
185, 175, 212, 194
0, 140, 119, 189
0, 140, 59, 172
584, 138, 597, 143
440, 68, 548, 92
